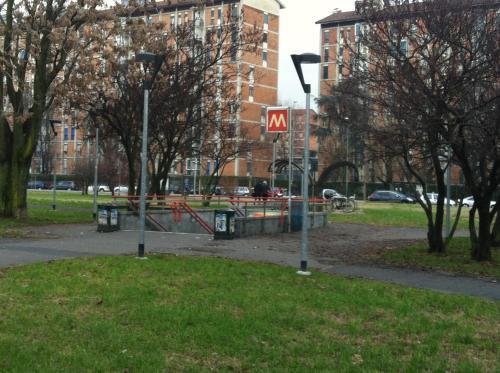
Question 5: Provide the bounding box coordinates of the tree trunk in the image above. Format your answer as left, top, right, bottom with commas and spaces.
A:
490, 197, 500, 247
0, 117, 35, 219
472, 201, 492, 261
125, 152, 137, 197
491, 209, 500, 247
0, 158, 30, 218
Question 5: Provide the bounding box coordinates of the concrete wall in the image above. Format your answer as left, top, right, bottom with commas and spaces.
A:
118, 209, 328, 237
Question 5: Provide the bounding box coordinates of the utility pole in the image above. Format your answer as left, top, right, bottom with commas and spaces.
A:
92, 126, 99, 220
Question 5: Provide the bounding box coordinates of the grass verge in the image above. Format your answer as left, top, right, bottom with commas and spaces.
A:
379, 237, 500, 279
331, 202, 471, 230
0, 209, 93, 238
0, 256, 498, 372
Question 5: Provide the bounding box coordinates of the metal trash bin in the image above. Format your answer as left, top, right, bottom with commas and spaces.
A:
97, 205, 120, 232
214, 209, 235, 240
290, 201, 303, 232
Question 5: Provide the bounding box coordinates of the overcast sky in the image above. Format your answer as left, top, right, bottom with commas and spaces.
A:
277, 0, 355, 110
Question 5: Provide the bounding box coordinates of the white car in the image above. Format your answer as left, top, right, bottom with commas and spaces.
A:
87, 185, 110, 193
420, 192, 456, 206
461, 196, 497, 208
114, 185, 129, 195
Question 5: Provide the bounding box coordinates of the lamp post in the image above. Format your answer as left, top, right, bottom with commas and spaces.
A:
446, 146, 451, 236
344, 117, 349, 197
48, 119, 61, 210
92, 126, 99, 220
271, 134, 280, 190
136, 52, 164, 258
288, 102, 296, 233
291, 53, 321, 275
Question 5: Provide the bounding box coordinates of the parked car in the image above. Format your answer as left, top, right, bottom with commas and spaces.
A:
368, 190, 416, 203
87, 185, 110, 193
114, 185, 129, 195
267, 187, 284, 197
233, 186, 250, 196
461, 196, 496, 208
213, 186, 226, 195
54, 181, 77, 190
322, 189, 345, 200
419, 192, 456, 206
27, 181, 46, 190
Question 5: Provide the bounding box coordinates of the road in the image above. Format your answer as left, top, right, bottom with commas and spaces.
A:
0, 223, 498, 301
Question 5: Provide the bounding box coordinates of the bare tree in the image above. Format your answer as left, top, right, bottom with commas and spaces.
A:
343, 0, 500, 259
0, 0, 104, 218
68, 3, 260, 197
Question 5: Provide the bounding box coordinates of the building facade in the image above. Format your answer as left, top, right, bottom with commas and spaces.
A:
30, 0, 284, 182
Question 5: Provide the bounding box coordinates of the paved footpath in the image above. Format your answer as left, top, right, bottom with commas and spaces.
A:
0, 224, 498, 301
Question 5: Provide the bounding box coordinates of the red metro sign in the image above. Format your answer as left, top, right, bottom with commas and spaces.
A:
266, 107, 289, 133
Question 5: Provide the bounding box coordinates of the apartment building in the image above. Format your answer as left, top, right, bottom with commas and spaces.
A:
30, 0, 283, 180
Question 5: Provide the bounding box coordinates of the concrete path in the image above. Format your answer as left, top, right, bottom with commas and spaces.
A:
0, 224, 498, 301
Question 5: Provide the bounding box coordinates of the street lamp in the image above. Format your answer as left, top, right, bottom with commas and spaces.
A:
48, 119, 61, 210
136, 52, 164, 258
291, 53, 321, 276
344, 116, 350, 197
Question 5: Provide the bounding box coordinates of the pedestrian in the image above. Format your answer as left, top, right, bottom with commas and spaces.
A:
253, 181, 263, 201
262, 180, 269, 201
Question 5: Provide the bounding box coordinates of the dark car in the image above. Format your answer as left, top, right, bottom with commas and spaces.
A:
54, 181, 77, 190
27, 181, 46, 189
213, 186, 225, 195
368, 190, 416, 203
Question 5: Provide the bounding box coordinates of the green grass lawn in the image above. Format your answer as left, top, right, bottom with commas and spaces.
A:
0, 209, 94, 237
0, 256, 498, 372
379, 237, 500, 279
28, 190, 114, 209
331, 201, 471, 230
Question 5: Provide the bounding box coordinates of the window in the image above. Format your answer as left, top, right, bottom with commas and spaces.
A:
206, 160, 211, 176
63, 159, 68, 174
263, 32, 268, 44
231, 24, 238, 62
249, 86, 254, 102
322, 65, 328, 80
249, 65, 255, 85
76, 142, 82, 153
210, 7, 214, 25
63, 143, 68, 153
184, 12, 189, 24
323, 30, 330, 44
264, 13, 269, 25
64, 127, 68, 141
170, 14, 175, 29
71, 127, 76, 140
401, 39, 408, 57
262, 50, 267, 63
260, 107, 266, 135
231, 4, 238, 20
146, 15, 153, 25
217, 7, 222, 19
355, 23, 361, 38
323, 47, 329, 62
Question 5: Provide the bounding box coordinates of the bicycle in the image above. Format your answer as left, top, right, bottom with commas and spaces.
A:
331, 195, 357, 213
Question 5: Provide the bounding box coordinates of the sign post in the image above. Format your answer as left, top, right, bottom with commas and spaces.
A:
266, 107, 289, 194
266, 107, 289, 133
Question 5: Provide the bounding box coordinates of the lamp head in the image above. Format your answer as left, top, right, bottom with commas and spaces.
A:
291, 53, 321, 93
135, 52, 165, 89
